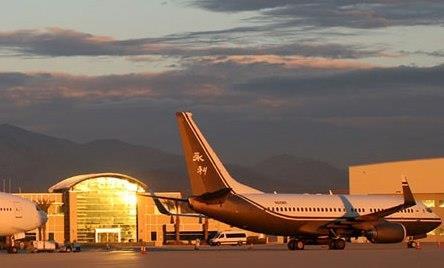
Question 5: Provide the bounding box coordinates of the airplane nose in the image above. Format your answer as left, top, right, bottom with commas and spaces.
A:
39, 210, 48, 226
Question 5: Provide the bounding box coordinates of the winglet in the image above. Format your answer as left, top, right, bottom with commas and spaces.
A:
354, 178, 417, 221
402, 177, 416, 206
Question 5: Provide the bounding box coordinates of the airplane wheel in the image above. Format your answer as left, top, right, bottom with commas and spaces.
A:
216, 242, 221, 246
287, 239, 296, 250
295, 240, 305, 250
7, 247, 18, 254
407, 241, 417, 248
334, 239, 346, 250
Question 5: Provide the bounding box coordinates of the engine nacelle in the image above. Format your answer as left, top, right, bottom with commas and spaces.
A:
365, 222, 406, 243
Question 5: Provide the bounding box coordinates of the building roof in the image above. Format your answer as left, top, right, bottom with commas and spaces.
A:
48, 173, 148, 193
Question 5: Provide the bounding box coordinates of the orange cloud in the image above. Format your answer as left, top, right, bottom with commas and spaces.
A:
208, 55, 374, 70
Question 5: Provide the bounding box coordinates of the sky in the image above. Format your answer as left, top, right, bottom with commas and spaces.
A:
0, 0, 443, 167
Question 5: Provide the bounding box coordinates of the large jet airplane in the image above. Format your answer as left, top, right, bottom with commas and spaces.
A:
154, 112, 441, 250
0, 192, 48, 253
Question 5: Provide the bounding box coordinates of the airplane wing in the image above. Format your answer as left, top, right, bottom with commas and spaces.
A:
325, 179, 416, 229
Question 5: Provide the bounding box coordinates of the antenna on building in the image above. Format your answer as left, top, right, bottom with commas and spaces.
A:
2, 179, 5, 192
8, 178, 11, 193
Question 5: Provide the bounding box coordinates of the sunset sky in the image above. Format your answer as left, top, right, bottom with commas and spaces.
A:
1, 0, 443, 166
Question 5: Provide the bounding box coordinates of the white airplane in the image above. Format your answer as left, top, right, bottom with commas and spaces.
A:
0, 192, 48, 253
156, 112, 441, 250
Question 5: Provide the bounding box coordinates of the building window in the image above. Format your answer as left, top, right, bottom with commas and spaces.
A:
151, 232, 157, 241
48, 233, 55, 241
438, 200, 444, 208
73, 177, 145, 243
422, 200, 435, 208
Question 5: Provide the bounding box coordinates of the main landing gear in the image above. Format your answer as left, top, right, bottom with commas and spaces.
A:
6, 236, 18, 254
287, 238, 305, 250
407, 240, 418, 249
328, 238, 346, 250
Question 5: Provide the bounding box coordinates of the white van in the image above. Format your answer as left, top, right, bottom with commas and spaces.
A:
210, 231, 248, 246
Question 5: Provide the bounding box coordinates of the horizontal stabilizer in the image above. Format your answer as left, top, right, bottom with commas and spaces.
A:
138, 193, 188, 202
149, 196, 206, 218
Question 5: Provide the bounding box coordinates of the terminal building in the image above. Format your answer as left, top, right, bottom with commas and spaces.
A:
16, 173, 244, 245
349, 158, 444, 241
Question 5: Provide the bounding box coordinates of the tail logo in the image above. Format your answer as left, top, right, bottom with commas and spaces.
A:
193, 152, 208, 176
193, 152, 205, 162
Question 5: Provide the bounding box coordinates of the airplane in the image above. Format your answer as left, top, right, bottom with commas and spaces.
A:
0, 192, 48, 253
152, 112, 442, 250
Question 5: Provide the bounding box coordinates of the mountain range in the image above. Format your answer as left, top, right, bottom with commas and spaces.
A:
0, 124, 347, 194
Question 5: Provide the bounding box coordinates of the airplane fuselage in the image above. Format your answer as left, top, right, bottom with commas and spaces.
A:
0, 192, 47, 236
190, 192, 441, 238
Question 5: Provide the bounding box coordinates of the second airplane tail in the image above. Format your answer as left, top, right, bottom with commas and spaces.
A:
176, 112, 262, 196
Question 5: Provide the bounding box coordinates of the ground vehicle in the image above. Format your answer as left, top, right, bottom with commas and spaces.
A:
31, 240, 56, 253
58, 243, 81, 252
210, 231, 248, 246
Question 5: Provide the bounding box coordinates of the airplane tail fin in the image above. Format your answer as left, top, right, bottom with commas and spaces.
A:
176, 112, 262, 196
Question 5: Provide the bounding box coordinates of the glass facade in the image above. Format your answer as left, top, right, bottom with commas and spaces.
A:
421, 200, 435, 208
73, 177, 145, 243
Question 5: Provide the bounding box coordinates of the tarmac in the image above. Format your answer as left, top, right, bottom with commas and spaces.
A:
1, 243, 443, 268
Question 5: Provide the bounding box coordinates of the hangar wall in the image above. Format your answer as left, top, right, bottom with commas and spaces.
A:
349, 158, 444, 241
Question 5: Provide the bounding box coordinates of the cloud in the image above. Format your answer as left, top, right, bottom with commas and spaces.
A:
1, 62, 443, 116
0, 28, 378, 60
192, 0, 444, 29
1, 62, 443, 166
212, 55, 373, 69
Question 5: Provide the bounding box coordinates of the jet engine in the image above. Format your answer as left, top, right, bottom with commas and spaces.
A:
365, 222, 406, 243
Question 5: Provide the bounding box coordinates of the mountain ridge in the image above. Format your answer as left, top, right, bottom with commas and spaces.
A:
0, 124, 347, 194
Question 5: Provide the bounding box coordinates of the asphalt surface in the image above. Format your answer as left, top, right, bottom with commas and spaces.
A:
1, 243, 443, 268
